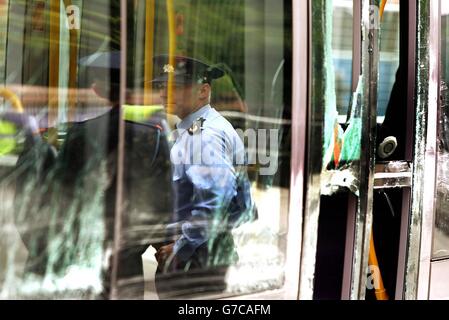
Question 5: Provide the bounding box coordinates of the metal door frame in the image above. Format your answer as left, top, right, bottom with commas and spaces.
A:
416, 0, 440, 300
403, 0, 440, 300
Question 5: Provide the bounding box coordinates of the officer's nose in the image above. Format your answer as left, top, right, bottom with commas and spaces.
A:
159, 85, 168, 99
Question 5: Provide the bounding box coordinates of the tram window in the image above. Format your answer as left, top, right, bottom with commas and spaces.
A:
332, 0, 353, 118
0, 0, 292, 300
126, 0, 292, 299
332, 0, 401, 122
434, 2, 449, 260
0, 0, 6, 87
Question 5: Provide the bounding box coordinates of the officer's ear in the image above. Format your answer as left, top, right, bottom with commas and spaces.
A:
197, 83, 211, 100
92, 81, 120, 103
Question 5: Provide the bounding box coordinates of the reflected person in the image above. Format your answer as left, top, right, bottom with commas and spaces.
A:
14, 51, 173, 299
152, 55, 256, 298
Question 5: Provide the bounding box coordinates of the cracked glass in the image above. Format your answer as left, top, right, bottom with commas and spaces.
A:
0, 0, 293, 299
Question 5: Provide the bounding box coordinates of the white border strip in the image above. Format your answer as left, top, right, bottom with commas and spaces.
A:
283, 0, 308, 300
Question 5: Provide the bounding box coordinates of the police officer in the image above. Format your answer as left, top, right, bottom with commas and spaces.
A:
152, 55, 255, 298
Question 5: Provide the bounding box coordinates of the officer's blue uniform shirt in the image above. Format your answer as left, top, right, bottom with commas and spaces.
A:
168, 104, 253, 262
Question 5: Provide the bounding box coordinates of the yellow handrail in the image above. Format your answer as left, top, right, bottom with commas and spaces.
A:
0, 88, 24, 113
380, 0, 387, 21
166, 0, 176, 115
49, 0, 60, 128
63, 0, 79, 121
144, 0, 155, 105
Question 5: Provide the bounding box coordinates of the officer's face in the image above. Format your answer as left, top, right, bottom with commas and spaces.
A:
158, 82, 210, 119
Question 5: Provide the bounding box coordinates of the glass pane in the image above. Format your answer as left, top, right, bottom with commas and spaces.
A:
315, 0, 361, 180
126, 0, 292, 299
308, 0, 366, 300
377, 0, 400, 121
376, 0, 408, 161
434, 1, 449, 260
332, 0, 353, 119
0, 0, 121, 298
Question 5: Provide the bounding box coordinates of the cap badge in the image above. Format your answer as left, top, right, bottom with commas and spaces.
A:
163, 64, 175, 73
188, 117, 206, 135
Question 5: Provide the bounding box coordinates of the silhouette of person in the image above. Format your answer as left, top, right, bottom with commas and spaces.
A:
151, 55, 256, 299
13, 51, 173, 299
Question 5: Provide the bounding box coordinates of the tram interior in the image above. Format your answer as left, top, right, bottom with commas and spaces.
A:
313, 0, 405, 300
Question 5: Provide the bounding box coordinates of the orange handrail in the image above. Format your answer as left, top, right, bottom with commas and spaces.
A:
49, 0, 60, 128
63, 0, 79, 121
368, 230, 389, 300
166, 0, 176, 115
380, 0, 387, 21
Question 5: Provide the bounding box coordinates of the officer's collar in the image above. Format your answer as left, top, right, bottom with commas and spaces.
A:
177, 104, 211, 130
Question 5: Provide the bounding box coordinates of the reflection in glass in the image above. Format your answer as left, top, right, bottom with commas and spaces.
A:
316, 0, 361, 177
0, 0, 292, 300
332, 0, 353, 117
127, 0, 292, 298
